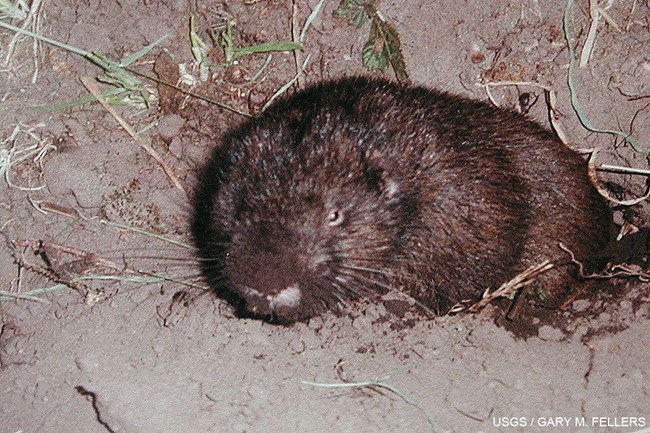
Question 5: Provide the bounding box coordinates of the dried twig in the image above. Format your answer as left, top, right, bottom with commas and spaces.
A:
80, 76, 187, 197
559, 242, 650, 281
467, 260, 554, 313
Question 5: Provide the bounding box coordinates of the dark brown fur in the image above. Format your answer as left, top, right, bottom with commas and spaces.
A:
191, 77, 612, 322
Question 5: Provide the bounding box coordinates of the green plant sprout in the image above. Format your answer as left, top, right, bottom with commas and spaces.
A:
0, 19, 170, 108
190, 15, 210, 81
215, 19, 302, 66
334, 0, 409, 83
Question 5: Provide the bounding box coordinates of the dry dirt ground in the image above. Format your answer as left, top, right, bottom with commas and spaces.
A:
1, 1, 649, 432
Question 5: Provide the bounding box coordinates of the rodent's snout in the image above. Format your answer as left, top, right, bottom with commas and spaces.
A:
227, 239, 322, 321
240, 283, 306, 321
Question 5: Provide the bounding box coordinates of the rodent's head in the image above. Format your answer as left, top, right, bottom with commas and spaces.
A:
192, 120, 412, 322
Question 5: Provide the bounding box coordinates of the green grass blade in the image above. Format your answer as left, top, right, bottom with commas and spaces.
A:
120, 31, 173, 66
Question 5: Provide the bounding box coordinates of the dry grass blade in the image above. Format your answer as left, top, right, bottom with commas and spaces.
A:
0, 123, 54, 190
0, 284, 66, 302
4, 233, 204, 304
0, 289, 48, 303
578, 0, 611, 67
559, 242, 650, 281
482, 80, 569, 144
1, 0, 44, 82
292, 0, 325, 87
599, 164, 650, 176
80, 76, 187, 197
563, 0, 648, 156
467, 260, 554, 313
261, 54, 311, 112
586, 149, 650, 206
33, 200, 193, 250
303, 370, 447, 433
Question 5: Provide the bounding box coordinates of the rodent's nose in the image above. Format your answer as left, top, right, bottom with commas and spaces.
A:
267, 285, 302, 311
241, 283, 302, 316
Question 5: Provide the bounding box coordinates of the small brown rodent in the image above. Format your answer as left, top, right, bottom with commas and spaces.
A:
191, 77, 612, 322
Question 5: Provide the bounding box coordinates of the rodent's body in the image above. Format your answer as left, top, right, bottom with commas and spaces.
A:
192, 77, 612, 322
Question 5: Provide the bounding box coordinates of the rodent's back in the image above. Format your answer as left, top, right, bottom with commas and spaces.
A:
192, 77, 612, 321
368, 82, 612, 309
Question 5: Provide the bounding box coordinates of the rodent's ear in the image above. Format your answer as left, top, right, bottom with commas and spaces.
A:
363, 149, 401, 201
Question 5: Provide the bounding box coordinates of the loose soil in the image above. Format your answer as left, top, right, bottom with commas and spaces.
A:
1, 1, 648, 432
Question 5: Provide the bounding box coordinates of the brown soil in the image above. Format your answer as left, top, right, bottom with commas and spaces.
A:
1, 1, 648, 432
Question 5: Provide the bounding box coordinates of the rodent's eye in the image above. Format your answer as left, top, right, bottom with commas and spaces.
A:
327, 209, 344, 227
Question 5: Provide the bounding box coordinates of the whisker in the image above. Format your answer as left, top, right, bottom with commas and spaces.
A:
335, 270, 439, 317
331, 277, 367, 300
339, 263, 395, 277
343, 272, 395, 295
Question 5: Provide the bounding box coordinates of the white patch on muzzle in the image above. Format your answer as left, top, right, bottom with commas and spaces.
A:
268, 285, 302, 310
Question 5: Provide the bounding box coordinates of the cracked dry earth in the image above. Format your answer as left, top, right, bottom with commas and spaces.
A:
1, 1, 649, 432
